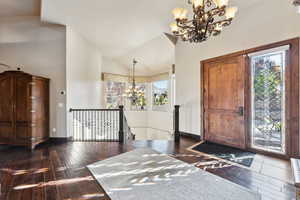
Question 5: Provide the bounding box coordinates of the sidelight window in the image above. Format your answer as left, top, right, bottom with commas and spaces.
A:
250, 46, 288, 154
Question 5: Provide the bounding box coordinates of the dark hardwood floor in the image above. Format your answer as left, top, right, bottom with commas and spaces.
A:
0, 137, 297, 200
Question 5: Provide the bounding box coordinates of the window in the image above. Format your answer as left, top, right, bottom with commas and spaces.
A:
152, 80, 169, 111
105, 81, 126, 109
129, 83, 147, 111
250, 47, 287, 154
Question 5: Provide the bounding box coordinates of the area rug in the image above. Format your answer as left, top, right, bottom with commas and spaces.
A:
87, 148, 260, 200
190, 142, 255, 167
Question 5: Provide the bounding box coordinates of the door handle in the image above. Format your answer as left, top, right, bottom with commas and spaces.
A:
237, 107, 244, 116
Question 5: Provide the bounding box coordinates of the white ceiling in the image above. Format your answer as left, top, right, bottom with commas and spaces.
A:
116, 34, 175, 75
0, 0, 40, 17
1, 0, 265, 74
41, 0, 182, 74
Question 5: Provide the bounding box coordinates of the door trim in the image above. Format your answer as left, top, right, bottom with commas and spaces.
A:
201, 37, 300, 158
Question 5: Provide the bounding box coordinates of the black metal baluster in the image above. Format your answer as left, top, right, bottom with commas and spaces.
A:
74, 111, 76, 141
88, 110, 90, 141
104, 111, 107, 142
81, 110, 83, 141
93, 110, 95, 141
100, 112, 104, 141
114, 111, 116, 141
77, 111, 78, 141
83, 110, 86, 141
92, 111, 94, 141
72, 111, 74, 141
96, 111, 100, 140
96, 111, 101, 140
76, 111, 80, 141
93, 111, 97, 141
95, 110, 97, 141
90, 110, 92, 141
82, 110, 84, 141
110, 110, 112, 141
107, 110, 109, 141
79, 110, 81, 141
86, 110, 88, 141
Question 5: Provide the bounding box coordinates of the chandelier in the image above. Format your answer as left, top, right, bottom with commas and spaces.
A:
124, 59, 144, 105
170, 0, 238, 43
293, 0, 300, 13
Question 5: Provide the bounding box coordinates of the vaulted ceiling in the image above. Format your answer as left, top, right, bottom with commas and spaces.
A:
40, 0, 265, 74
1, 0, 276, 74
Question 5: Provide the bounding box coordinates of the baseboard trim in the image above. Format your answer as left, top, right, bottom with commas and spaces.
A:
49, 137, 72, 143
180, 132, 201, 141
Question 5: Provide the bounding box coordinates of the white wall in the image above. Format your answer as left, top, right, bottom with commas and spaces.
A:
175, 0, 300, 136
0, 16, 67, 137
125, 76, 174, 139
66, 27, 103, 136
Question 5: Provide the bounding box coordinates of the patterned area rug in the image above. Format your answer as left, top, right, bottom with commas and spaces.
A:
190, 142, 255, 167
87, 148, 260, 200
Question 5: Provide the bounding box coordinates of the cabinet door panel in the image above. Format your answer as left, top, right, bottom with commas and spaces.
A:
15, 75, 31, 139
0, 76, 14, 140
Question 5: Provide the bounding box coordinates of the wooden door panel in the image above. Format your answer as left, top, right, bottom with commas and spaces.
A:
208, 63, 238, 110
206, 112, 245, 148
203, 55, 246, 149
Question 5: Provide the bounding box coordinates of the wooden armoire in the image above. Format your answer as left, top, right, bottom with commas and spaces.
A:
0, 70, 50, 149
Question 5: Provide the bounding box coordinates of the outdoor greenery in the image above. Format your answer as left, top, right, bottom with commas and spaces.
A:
153, 92, 168, 106
132, 93, 147, 109
253, 56, 283, 148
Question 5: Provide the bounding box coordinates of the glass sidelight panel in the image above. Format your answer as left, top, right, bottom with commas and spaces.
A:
250, 47, 287, 154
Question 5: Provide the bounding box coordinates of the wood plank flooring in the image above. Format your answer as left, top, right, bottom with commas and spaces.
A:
0, 137, 297, 200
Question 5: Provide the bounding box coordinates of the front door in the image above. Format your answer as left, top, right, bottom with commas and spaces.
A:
203, 55, 247, 149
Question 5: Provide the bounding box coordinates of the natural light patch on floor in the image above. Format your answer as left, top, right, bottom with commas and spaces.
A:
0, 167, 49, 175
13, 176, 94, 190
63, 193, 105, 200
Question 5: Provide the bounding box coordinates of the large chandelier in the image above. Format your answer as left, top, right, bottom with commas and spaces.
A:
124, 59, 144, 105
293, 0, 300, 13
170, 0, 238, 43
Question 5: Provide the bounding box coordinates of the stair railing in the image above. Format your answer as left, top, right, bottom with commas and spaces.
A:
69, 106, 132, 143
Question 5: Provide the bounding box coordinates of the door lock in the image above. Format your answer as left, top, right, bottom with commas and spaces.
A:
238, 107, 244, 116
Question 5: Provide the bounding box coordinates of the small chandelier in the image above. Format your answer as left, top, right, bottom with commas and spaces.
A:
170, 0, 238, 43
124, 59, 144, 105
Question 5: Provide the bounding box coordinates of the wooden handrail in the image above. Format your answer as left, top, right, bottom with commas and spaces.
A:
69, 108, 120, 112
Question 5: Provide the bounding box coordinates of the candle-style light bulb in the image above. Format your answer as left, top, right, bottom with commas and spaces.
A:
226, 7, 238, 19
172, 8, 188, 20
192, 0, 204, 8
170, 22, 179, 32
214, 0, 229, 7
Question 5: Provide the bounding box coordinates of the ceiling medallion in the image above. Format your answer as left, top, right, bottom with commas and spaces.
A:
170, 0, 238, 43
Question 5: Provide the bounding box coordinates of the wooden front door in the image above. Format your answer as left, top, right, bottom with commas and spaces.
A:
203, 55, 247, 149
